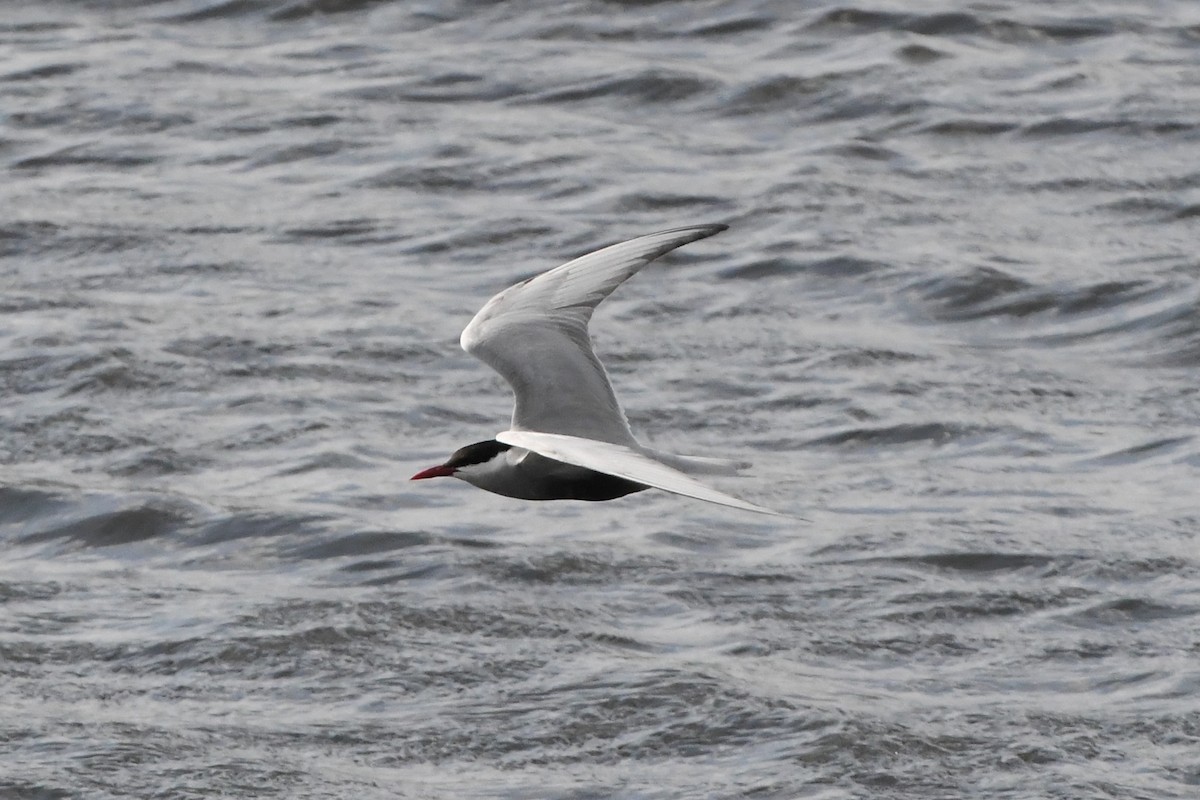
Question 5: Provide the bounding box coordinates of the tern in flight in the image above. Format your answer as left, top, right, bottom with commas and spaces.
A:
412, 224, 779, 515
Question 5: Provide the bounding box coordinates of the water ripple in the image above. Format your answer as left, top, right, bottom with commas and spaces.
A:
3, 1, 1200, 797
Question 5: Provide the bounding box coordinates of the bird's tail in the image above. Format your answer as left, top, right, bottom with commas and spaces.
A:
643, 449, 751, 476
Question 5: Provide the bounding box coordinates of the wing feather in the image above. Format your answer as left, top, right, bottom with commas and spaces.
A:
496, 430, 782, 516
461, 225, 727, 444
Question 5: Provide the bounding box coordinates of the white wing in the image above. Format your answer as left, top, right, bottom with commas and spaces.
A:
496, 430, 782, 516
461, 225, 728, 444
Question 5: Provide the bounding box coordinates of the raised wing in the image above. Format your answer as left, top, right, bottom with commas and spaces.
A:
496, 430, 782, 516
461, 225, 728, 445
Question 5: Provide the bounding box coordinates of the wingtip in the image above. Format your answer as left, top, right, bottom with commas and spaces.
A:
646, 223, 728, 242
680, 222, 729, 239
740, 501, 791, 518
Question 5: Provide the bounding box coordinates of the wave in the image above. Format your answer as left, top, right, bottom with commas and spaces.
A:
906, 269, 1200, 366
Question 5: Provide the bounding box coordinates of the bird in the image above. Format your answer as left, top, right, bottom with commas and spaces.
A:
411, 224, 779, 515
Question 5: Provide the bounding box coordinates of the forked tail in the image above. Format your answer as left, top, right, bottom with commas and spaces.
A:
643, 449, 751, 476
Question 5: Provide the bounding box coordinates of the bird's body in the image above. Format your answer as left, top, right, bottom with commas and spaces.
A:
447, 443, 647, 502
412, 224, 779, 516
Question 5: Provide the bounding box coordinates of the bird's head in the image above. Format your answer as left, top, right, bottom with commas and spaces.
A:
411, 439, 513, 482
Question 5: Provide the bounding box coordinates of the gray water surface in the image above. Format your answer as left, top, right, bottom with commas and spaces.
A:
3, 1, 1199, 798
